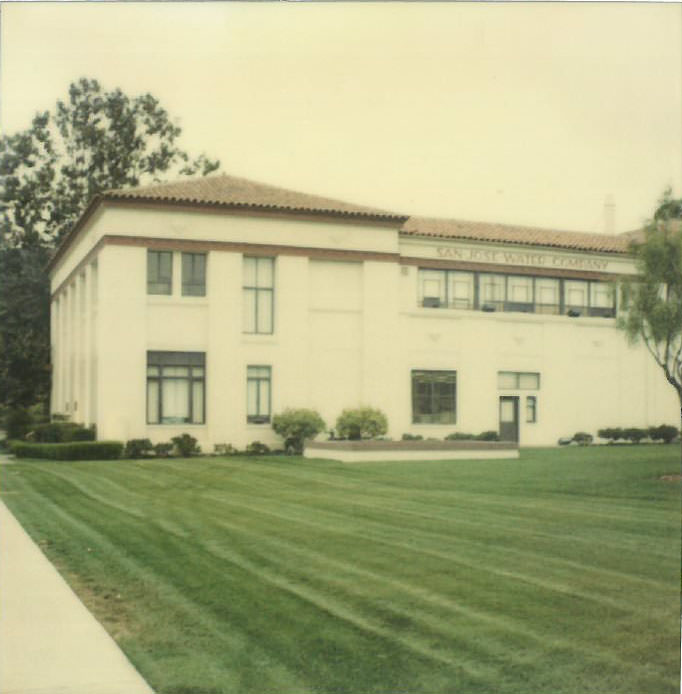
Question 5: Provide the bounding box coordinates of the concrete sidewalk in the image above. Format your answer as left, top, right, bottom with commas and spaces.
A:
0, 496, 155, 694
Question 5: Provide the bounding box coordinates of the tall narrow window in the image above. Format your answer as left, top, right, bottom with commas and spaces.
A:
247, 366, 271, 423
479, 274, 505, 310
147, 250, 172, 295
182, 253, 206, 296
535, 278, 560, 314
412, 370, 457, 424
589, 281, 615, 317
147, 352, 205, 424
526, 395, 537, 423
448, 271, 475, 309
243, 257, 274, 334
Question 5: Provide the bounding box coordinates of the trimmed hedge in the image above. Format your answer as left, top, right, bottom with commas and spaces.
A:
29, 422, 95, 443
11, 441, 123, 461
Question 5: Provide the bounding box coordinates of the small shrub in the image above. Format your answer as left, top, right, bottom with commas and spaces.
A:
573, 432, 593, 446
445, 432, 476, 440
476, 431, 500, 441
154, 442, 173, 458
558, 437, 574, 446
598, 427, 615, 442
5, 408, 32, 440
335, 407, 388, 441
272, 408, 326, 454
213, 443, 238, 456
623, 427, 647, 445
10, 441, 123, 460
245, 440, 270, 455
401, 433, 424, 441
597, 427, 625, 443
124, 438, 154, 459
171, 433, 200, 457
648, 424, 679, 444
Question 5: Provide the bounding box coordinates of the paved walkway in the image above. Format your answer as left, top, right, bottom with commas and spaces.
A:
0, 461, 155, 694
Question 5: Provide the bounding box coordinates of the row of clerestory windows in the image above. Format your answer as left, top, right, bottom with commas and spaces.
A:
418, 268, 616, 318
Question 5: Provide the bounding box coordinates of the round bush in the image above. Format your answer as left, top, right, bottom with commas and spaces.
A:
335, 407, 388, 440
272, 408, 326, 454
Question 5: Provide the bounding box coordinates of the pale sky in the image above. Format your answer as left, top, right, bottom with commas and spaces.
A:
1, 2, 681, 234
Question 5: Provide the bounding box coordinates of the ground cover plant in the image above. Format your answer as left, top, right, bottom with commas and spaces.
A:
1, 446, 679, 694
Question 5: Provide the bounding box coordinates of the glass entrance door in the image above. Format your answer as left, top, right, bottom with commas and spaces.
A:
499, 396, 520, 442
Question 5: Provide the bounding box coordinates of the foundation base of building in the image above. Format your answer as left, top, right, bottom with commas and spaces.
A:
304, 440, 519, 463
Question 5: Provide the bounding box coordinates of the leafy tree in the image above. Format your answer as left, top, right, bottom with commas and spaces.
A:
0, 245, 51, 407
619, 190, 682, 449
0, 78, 219, 409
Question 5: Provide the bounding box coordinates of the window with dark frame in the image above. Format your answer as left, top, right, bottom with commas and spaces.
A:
526, 395, 537, 423
146, 351, 205, 424
182, 253, 207, 296
247, 365, 271, 424
147, 250, 173, 295
243, 256, 274, 334
411, 370, 457, 424
497, 371, 540, 390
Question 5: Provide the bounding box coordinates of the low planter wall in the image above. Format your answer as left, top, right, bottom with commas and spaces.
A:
304, 439, 519, 463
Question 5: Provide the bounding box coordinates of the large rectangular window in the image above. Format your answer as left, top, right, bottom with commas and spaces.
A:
182, 253, 206, 296
419, 269, 474, 309
247, 366, 271, 424
147, 250, 172, 295
147, 351, 205, 424
243, 257, 274, 334
412, 370, 457, 424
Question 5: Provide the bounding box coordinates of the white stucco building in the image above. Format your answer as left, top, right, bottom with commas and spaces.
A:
48, 174, 677, 450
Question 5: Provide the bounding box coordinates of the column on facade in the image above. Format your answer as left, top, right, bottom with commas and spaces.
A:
50, 295, 60, 414
63, 283, 73, 417
361, 260, 403, 434
59, 289, 67, 415
89, 261, 98, 426
81, 266, 92, 426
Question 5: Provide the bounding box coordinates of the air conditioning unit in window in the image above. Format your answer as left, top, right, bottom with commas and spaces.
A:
422, 297, 441, 308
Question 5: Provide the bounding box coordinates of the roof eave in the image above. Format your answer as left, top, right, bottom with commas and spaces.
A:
47, 194, 408, 274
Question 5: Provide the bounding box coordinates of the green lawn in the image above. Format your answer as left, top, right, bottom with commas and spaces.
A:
1, 446, 679, 694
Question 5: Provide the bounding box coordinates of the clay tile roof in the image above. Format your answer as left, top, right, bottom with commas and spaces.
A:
105, 173, 406, 222
401, 216, 631, 254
